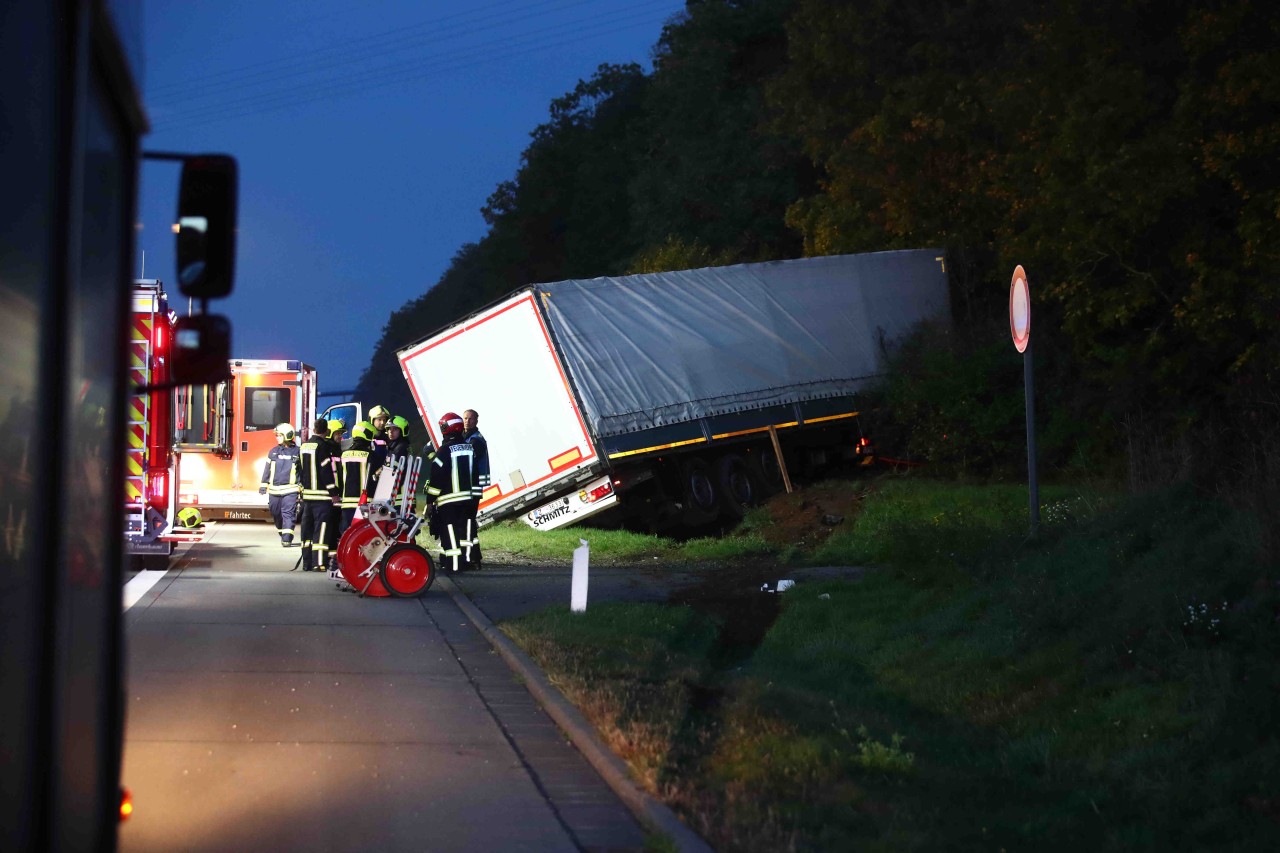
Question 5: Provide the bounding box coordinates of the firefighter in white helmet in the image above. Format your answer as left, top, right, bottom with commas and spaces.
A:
260, 422, 301, 546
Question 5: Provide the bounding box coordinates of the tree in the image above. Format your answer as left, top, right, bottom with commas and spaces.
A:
630, 0, 806, 264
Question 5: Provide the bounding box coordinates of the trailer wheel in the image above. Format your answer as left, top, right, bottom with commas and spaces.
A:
715, 454, 756, 519
682, 458, 719, 523
750, 447, 786, 496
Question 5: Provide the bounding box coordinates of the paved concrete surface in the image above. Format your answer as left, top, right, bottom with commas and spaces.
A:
119, 522, 653, 853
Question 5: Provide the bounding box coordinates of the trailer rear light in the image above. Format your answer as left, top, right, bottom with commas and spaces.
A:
581, 482, 614, 503
119, 787, 133, 822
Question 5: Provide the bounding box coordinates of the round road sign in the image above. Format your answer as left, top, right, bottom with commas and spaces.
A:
1010, 266, 1030, 353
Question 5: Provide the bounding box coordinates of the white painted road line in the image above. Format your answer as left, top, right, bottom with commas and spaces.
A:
122, 568, 166, 610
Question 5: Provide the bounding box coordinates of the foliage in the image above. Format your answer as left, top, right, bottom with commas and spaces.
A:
357, 0, 1280, 484
770, 0, 1280, 429
505, 478, 1280, 850
481, 516, 773, 565
628, 0, 805, 264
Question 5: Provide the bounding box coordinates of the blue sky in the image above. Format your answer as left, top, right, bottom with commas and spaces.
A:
136, 0, 685, 394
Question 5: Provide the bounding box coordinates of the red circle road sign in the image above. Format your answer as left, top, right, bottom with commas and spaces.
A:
1010, 266, 1030, 353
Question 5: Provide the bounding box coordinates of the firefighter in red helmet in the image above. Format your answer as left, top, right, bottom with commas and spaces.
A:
424, 411, 478, 573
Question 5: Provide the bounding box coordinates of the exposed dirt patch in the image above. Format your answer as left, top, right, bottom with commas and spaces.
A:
653, 483, 874, 678
754, 479, 872, 552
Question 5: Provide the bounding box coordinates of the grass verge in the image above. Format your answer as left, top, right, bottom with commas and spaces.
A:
500, 478, 1280, 851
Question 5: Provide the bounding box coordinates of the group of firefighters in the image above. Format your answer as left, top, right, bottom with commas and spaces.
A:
259, 405, 490, 575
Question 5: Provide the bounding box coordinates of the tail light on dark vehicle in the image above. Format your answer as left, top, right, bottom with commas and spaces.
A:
580, 481, 614, 504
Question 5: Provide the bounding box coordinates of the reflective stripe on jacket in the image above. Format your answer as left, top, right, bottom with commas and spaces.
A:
261, 444, 300, 495
340, 447, 370, 509
465, 429, 489, 500
426, 440, 475, 508
299, 437, 338, 501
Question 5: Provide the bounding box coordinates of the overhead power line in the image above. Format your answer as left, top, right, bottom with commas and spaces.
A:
150, 2, 677, 132
147, 0, 596, 106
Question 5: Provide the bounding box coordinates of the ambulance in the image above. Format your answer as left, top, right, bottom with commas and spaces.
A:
175, 359, 318, 521
125, 279, 185, 561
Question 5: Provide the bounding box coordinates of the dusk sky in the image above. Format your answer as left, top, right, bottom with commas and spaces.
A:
136, 0, 686, 396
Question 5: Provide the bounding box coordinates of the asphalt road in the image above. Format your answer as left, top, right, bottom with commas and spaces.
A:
119, 523, 655, 853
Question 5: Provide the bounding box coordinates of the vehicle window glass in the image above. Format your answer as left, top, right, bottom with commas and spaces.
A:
244, 387, 290, 431
322, 402, 359, 433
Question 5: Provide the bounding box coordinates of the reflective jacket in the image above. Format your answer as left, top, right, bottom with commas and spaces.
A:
299, 434, 339, 502
261, 443, 300, 496
425, 436, 475, 509
339, 438, 371, 509
464, 428, 489, 501
322, 435, 344, 495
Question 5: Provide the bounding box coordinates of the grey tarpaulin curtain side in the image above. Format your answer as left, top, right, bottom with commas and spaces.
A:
538, 249, 952, 440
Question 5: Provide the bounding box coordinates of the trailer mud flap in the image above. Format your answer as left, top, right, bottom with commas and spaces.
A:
521, 475, 618, 531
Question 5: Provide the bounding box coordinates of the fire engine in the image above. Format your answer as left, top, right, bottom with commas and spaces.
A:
176, 359, 318, 521
124, 280, 190, 564
2, 1, 240, 844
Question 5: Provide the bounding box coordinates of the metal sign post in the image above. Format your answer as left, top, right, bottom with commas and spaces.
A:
1010, 266, 1039, 536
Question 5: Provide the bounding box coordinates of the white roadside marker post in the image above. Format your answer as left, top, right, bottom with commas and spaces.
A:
571, 539, 589, 612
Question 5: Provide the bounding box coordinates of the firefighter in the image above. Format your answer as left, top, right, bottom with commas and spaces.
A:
297, 417, 340, 572
338, 420, 375, 536
386, 415, 413, 511
368, 404, 391, 452
424, 411, 477, 573
260, 422, 301, 546
327, 418, 346, 447
462, 409, 489, 568
324, 419, 346, 568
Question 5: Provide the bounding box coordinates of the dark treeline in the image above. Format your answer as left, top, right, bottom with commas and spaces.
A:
357, 0, 1278, 488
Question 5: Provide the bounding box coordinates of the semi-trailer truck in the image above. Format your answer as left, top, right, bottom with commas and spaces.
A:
396, 249, 951, 531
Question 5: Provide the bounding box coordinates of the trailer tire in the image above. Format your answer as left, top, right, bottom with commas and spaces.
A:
715, 454, 757, 519
750, 447, 786, 496
682, 458, 719, 524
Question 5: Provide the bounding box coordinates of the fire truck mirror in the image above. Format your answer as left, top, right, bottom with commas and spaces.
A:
176, 154, 237, 299
172, 314, 232, 386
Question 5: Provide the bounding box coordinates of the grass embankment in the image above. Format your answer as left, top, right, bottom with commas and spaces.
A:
492, 479, 1280, 851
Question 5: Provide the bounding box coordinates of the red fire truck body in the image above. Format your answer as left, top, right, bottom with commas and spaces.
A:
124, 280, 185, 559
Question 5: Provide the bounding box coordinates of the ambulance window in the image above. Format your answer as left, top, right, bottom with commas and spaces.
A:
244, 387, 290, 431
174, 383, 225, 449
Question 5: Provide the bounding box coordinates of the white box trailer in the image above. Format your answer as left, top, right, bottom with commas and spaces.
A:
398, 292, 613, 526
397, 250, 951, 531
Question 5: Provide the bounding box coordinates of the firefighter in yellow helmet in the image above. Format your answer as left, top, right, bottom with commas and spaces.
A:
327, 418, 347, 446
385, 415, 414, 510
338, 420, 376, 537
323, 419, 346, 570
297, 418, 340, 571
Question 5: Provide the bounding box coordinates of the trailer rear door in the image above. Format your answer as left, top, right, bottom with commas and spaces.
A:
398, 290, 600, 521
